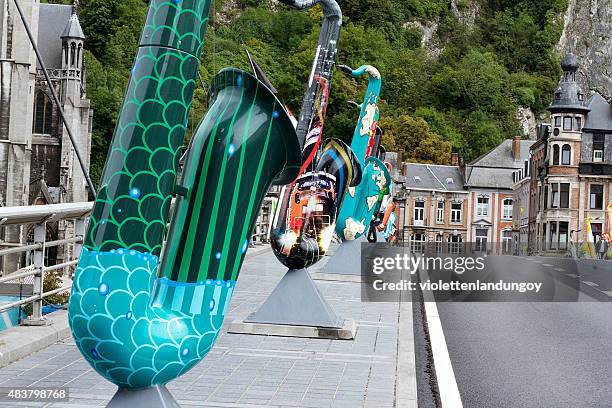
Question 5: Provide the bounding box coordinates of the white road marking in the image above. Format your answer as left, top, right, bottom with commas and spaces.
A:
419, 268, 463, 408
602, 291, 612, 297
542, 263, 553, 267
554, 268, 565, 272
566, 274, 579, 278
582, 281, 599, 287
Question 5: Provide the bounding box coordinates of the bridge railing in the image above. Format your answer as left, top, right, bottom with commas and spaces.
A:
0, 201, 276, 325
0, 202, 93, 324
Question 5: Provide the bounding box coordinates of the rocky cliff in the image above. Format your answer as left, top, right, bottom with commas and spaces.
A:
557, 0, 612, 100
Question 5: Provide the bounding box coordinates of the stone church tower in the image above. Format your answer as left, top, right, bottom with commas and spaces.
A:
0, 0, 92, 272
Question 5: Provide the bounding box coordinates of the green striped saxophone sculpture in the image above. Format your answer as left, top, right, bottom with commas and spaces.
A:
335, 64, 391, 241
67, 0, 301, 397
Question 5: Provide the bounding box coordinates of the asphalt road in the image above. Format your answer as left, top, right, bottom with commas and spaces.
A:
431, 256, 612, 408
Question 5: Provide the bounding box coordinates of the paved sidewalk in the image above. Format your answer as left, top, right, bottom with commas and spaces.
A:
0, 247, 415, 407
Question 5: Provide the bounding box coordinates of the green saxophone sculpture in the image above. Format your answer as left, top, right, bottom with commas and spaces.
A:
68, 0, 301, 402
334, 64, 391, 241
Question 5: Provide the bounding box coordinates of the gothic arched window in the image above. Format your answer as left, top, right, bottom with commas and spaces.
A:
71, 42, 76, 67
552, 144, 560, 166
77, 44, 82, 68
33, 91, 53, 134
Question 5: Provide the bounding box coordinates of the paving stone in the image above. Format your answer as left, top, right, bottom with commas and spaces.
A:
0, 249, 415, 407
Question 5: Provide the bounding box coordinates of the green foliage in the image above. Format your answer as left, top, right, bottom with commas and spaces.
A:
380, 114, 452, 164
65, 0, 568, 173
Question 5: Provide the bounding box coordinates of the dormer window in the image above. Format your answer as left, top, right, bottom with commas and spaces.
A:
413, 176, 421, 182
446, 178, 454, 185
555, 92, 562, 100
578, 92, 584, 101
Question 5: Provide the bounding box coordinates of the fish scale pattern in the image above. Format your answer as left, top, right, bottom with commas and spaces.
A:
85, 46, 199, 256
68, 248, 225, 389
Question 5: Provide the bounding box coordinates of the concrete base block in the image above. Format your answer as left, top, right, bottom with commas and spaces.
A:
228, 318, 356, 340
107, 385, 180, 408
21, 317, 50, 326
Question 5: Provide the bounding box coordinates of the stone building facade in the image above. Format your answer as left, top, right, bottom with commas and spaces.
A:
392, 137, 533, 254
0, 0, 92, 272
517, 53, 612, 256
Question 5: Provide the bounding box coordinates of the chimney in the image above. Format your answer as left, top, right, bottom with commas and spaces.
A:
512, 135, 522, 160
451, 152, 459, 166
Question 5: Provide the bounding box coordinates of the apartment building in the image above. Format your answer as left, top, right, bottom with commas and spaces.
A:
517, 53, 612, 256
464, 137, 534, 253
394, 163, 468, 252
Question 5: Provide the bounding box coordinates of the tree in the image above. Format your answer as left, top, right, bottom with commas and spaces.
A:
380, 115, 452, 164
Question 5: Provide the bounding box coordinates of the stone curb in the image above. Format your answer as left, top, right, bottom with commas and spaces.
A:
0, 310, 71, 369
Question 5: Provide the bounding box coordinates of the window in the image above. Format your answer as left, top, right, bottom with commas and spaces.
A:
70, 43, 76, 67
552, 145, 560, 165
477, 196, 489, 216
563, 116, 572, 130
590, 184, 603, 209
436, 201, 445, 223
413, 176, 421, 182
561, 144, 571, 165
33, 91, 53, 134
560, 183, 569, 208
502, 198, 513, 219
554, 116, 561, 127
435, 234, 443, 253
543, 186, 548, 210
475, 228, 488, 252
502, 230, 512, 253
575, 117, 582, 130
551, 184, 559, 208
559, 222, 568, 251
592, 134, 604, 163
450, 202, 462, 223
448, 234, 463, 254
550, 222, 558, 250
411, 233, 426, 254
414, 201, 425, 224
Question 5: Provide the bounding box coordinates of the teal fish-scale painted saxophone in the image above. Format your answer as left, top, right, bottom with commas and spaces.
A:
334, 64, 391, 241
68, 0, 300, 390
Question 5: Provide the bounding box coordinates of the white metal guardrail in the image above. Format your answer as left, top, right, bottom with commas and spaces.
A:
0, 201, 274, 325
0, 202, 93, 323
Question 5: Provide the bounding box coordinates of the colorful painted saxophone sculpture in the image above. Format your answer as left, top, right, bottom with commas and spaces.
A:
271, 139, 361, 269
270, 0, 362, 269
334, 65, 391, 241
68, 0, 301, 390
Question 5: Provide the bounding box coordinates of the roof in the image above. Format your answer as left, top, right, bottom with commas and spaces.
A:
61, 11, 85, 39
583, 93, 612, 131
402, 163, 465, 191
464, 167, 516, 189
468, 139, 534, 168
37, 4, 75, 69
549, 52, 589, 113
561, 53, 579, 72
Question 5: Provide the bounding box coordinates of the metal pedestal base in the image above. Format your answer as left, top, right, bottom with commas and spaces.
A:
106, 384, 180, 408
228, 268, 355, 339
320, 236, 366, 276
